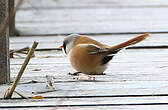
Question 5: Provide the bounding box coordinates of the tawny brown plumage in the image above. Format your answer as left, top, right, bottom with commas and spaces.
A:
62, 33, 149, 75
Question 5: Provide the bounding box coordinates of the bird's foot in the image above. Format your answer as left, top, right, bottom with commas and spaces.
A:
101, 72, 106, 75
68, 72, 81, 76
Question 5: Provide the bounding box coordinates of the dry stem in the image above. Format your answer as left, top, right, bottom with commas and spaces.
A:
4, 41, 38, 99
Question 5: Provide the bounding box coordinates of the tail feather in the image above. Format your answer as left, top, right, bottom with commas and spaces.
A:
109, 33, 149, 51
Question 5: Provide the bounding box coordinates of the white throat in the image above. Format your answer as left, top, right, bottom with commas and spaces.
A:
65, 40, 74, 55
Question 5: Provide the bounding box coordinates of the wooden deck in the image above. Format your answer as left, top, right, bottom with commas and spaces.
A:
16, 0, 168, 35
1, 0, 168, 109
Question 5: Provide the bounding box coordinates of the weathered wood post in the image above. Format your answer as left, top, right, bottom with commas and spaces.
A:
0, 0, 10, 84
8, 0, 16, 36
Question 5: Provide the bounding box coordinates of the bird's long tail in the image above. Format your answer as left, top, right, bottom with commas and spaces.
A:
109, 33, 149, 52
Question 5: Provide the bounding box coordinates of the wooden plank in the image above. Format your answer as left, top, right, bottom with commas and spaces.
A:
8, 73, 168, 87
4, 49, 168, 98
15, 7, 168, 35
5, 34, 168, 109
0, 0, 10, 84
10, 47, 168, 60
17, 0, 168, 9
0, 105, 168, 110
4, 43, 168, 98
9, 34, 168, 50
4, 0, 168, 108
9, 51, 168, 80
2, 81, 168, 98
9, 41, 168, 82
1, 95, 168, 108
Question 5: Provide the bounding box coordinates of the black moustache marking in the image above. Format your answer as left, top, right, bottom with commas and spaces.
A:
63, 41, 67, 54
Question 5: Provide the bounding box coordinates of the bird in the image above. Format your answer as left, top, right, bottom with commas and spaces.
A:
60, 33, 149, 75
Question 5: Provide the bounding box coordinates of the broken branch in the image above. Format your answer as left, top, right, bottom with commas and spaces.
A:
4, 41, 38, 99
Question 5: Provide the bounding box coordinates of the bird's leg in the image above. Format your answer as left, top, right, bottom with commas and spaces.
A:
68, 72, 81, 76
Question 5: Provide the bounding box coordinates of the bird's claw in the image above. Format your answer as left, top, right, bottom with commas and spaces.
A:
68, 72, 81, 76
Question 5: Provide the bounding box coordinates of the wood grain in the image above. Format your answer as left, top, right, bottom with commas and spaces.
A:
0, 0, 10, 84
17, 0, 168, 9
1, 34, 168, 108
15, 0, 168, 35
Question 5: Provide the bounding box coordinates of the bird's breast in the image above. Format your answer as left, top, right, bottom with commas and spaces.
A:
68, 45, 107, 75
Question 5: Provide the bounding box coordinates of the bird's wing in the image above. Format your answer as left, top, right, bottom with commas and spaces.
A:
86, 44, 121, 55
88, 33, 149, 55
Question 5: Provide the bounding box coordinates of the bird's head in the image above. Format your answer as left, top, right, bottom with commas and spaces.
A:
60, 34, 79, 55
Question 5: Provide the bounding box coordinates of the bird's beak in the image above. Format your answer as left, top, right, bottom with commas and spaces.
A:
59, 45, 63, 49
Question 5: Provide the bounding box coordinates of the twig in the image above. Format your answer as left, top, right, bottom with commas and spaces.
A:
10, 47, 61, 58
14, 91, 29, 99
10, 47, 30, 58
10, 47, 29, 54
10, 80, 39, 84
11, 53, 24, 59
4, 41, 38, 99
32, 89, 57, 94
31, 75, 56, 94
10, 47, 35, 58
45, 75, 55, 90
35, 48, 61, 51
